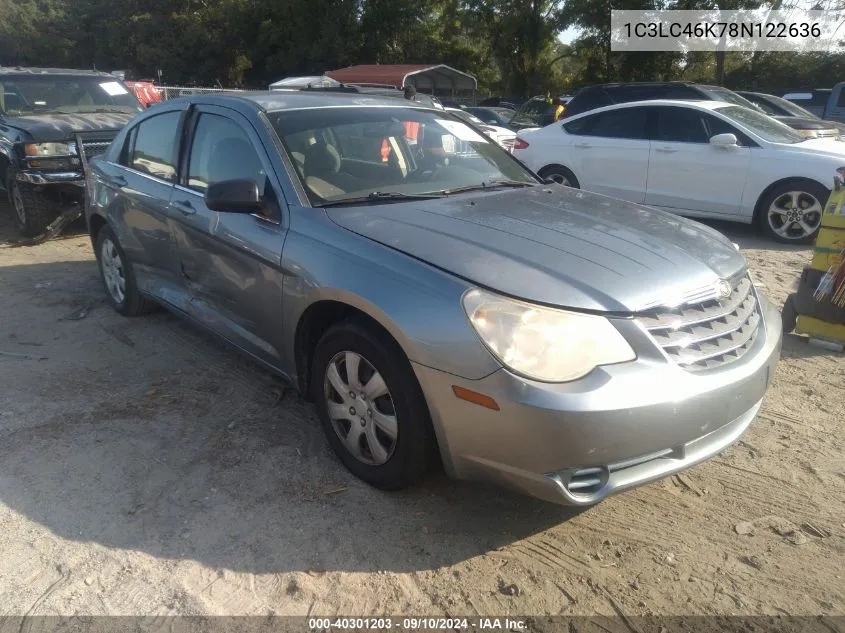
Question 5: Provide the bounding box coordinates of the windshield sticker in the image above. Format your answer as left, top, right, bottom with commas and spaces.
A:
99, 81, 129, 96
435, 119, 487, 143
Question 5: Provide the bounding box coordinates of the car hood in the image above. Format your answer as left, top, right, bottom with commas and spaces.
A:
1, 111, 136, 141
785, 137, 845, 157
325, 186, 746, 313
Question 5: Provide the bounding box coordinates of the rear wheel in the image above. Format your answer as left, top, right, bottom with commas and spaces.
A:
311, 320, 434, 490
95, 225, 155, 316
759, 181, 827, 244
538, 165, 579, 188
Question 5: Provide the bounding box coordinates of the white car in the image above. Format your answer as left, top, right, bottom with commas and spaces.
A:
446, 107, 517, 151
512, 99, 845, 243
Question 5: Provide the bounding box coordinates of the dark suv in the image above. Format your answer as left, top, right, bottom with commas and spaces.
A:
1, 67, 142, 237
563, 82, 767, 119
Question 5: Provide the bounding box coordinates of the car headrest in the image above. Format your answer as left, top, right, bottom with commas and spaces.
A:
304, 142, 341, 176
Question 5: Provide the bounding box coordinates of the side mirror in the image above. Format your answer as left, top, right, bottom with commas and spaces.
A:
205, 179, 261, 213
710, 133, 739, 147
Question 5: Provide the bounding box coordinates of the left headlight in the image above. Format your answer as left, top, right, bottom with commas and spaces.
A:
24, 142, 78, 157
462, 288, 637, 383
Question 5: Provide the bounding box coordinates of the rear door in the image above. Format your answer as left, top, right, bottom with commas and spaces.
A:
562, 106, 651, 203
109, 109, 185, 299
645, 106, 751, 217
168, 104, 288, 368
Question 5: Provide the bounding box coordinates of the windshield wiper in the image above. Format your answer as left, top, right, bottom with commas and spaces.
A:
321, 191, 446, 207
438, 180, 536, 195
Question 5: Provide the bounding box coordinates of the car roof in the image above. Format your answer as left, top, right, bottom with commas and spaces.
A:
586, 81, 696, 90
0, 66, 117, 78
562, 99, 731, 119
167, 90, 434, 113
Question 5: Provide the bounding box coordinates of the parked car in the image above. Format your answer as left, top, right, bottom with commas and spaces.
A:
513, 99, 844, 243
783, 83, 845, 124
0, 66, 142, 237
477, 96, 523, 110
737, 91, 842, 139
508, 95, 571, 130
445, 107, 516, 150
465, 106, 515, 129
86, 91, 781, 506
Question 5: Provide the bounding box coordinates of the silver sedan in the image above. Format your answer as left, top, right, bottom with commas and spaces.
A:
85, 92, 782, 505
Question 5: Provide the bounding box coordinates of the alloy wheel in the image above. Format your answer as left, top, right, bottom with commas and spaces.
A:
323, 350, 398, 466
767, 190, 822, 241
100, 237, 126, 305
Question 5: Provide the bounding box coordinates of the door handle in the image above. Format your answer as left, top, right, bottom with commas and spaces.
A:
113, 175, 127, 187
655, 146, 678, 153
573, 142, 592, 149
173, 199, 196, 216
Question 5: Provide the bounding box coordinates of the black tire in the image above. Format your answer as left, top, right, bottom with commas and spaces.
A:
758, 180, 828, 245
538, 165, 580, 188
311, 320, 435, 490
782, 294, 798, 334
9, 174, 58, 238
94, 225, 155, 316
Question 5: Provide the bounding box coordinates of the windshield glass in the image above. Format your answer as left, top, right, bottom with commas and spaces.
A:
268, 106, 537, 205
703, 87, 762, 111
716, 105, 805, 143
0, 75, 141, 115
450, 109, 486, 125
766, 94, 820, 119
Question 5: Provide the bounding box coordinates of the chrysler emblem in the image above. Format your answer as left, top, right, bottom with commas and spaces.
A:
717, 280, 732, 300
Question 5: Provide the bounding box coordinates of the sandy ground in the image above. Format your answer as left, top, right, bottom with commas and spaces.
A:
0, 204, 842, 619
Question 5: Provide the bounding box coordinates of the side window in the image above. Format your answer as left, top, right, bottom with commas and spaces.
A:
702, 113, 753, 147
131, 111, 180, 181
578, 108, 649, 140
187, 113, 266, 195
565, 89, 612, 117
837, 91, 845, 108
655, 107, 709, 143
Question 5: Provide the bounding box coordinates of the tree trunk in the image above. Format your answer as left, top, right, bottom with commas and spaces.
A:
715, 49, 725, 85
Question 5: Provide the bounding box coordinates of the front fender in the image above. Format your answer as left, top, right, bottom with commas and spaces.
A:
279, 207, 501, 382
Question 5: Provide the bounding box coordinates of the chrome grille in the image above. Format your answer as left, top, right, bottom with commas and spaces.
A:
637, 276, 761, 371
76, 131, 118, 164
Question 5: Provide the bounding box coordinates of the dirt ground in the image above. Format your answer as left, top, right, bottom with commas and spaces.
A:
0, 203, 842, 620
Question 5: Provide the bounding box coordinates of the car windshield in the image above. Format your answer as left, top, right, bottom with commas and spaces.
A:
703, 87, 763, 111
0, 75, 141, 115
764, 94, 820, 119
450, 109, 486, 125
268, 106, 538, 205
716, 105, 805, 143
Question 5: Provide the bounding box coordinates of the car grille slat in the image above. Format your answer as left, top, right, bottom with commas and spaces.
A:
76, 131, 118, 164
637, 275, 762, 372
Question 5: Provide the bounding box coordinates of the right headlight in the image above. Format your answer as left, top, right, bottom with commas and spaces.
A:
462, 288, 636, 383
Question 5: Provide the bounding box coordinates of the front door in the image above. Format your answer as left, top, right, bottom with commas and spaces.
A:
646, 106, 751, 217
168, 105, 288, 368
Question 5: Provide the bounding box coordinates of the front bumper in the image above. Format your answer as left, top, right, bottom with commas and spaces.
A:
413, 293, 782, 505
16, 170, 84, 186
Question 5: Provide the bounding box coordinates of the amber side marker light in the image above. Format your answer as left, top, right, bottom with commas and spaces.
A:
452, 385, 500, 411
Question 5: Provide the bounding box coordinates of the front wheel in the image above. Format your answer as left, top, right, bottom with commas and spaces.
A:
9, 175, 58, 238
311, 320, 435, 490
759, 181, 827, 244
